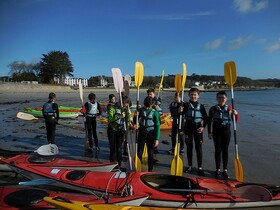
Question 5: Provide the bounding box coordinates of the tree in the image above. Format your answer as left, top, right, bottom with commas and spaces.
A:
39, 51, 74, 83
7, 61, 40, 82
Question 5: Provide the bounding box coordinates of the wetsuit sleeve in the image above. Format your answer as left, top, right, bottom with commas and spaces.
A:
182, 102, 189, 115
200, 104, 208, 128
53, 103, 59, 121
97, 102, 102, 116
228, 105, 239, 123
108, 106, 121, 123
207, 106, 215, 134
154, 111, 161, 140
80, 103, 87, 114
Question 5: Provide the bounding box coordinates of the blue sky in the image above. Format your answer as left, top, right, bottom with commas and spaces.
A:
0, 0, 279, 79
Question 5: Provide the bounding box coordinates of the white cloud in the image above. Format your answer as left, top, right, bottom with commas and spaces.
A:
233, 0, 268, 13
265, 38, 280, 52
203, 38, 224, 51
227, 36, 252, 51
255, 38, 267, 44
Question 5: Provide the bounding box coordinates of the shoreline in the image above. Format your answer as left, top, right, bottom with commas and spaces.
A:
0, 82, 277, 93
0, 88, 279, 185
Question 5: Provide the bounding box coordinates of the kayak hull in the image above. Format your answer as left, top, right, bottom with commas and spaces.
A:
0, 153, 118, 172
24, 107, 80, 118
0, 186, 148, 210
5, 163, 280, 209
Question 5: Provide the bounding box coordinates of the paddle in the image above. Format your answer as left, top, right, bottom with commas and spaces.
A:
123, 74, 134, 157
158, 69, 165, 98
134, 61, 144, 172
17, 111, 38, 120
112, 68, 135, 172
34, 144, 59, 156
161, 185, 272, 202
79, 81, 90, 150
224, 61, 243, 182
16, 112, 81, 130
124, 74, 131, 97
19, 179, 56, 186
170, 74, 183, 176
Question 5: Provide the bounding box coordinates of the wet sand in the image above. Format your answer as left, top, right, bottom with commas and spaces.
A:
0, 86, 279, 186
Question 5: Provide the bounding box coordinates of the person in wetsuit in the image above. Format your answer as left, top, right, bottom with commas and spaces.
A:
135, 96, 160, 172
42, 92, 59, 144
208, 91, 239, 179
81, 93, 102, 151
169, 92, 184, 155
181, 87, 208, 176
107, 95, 131, 168
147, 88, 162, 155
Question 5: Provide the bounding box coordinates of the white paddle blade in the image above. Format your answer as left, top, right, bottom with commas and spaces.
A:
124, 74, 131, 86
112, 68, 123, 94
79, 81, 84, 105
35, 144, 59, 156
17, 112, 38, 120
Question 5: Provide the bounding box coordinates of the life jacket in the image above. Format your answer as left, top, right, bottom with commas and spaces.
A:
43, 101, 56, 116
109, 105, 124, 131
106, 102, 114, 113
170, 102, 180, 118
139, 108, 156, 132
185, 102, 203, 124
153, 98, 163, 116
213, 105, 231, 125
86, 102, 99, 117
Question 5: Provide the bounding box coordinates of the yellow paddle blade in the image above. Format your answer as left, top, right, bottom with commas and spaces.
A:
134, 155, 141, 172
171, 155, 183, 176
235, 156, 244, 182
142, 144, 148, 171
143, 143, 148, 159
174, 74, 182, 94
224, 61, 237, 88
182, 63, 187, 91
135, 61, 144, 88
158, 70, 164, 93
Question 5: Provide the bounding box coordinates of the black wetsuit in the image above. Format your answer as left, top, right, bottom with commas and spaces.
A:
183, 101, 208, 168
169, 101, 184, 151
42, 100, 59, 144
208, 105, 233, 170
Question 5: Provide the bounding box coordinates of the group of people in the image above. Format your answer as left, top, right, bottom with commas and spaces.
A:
169, 87, 238, 178
106, 88, 161, 172
42, 87, 238, 178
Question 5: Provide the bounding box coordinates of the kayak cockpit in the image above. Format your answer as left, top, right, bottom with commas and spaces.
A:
28, 154, 55, 163
141, 174, 198, 194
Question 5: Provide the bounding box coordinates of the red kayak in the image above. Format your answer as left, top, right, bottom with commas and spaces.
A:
0, 186, 148, 210
0, 153, 118, 172
4, 162, 280, 209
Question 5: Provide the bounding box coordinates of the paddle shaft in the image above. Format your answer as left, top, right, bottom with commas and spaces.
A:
230, 88, 238, 154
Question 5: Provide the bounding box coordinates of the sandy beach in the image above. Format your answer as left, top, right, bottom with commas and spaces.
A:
0, 83, 279, 186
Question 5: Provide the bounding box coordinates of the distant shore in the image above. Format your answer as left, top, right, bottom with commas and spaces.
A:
0, 82, 276, 94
